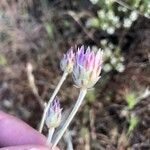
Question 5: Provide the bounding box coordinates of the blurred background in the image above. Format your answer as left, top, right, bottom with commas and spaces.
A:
0, 0, 150, 149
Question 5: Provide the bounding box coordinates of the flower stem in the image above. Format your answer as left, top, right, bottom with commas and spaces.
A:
47, 128, 55, 144
52, 88, 87, 147
39, 72, 68, 133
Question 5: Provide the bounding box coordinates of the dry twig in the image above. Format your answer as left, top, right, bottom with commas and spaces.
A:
26, 62, 44, 109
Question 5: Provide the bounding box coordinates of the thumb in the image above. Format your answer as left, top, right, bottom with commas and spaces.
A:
0, 144, 59, 150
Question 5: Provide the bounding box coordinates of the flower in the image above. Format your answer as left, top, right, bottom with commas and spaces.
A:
46, 97, 62, 129
72, 45, 103, 89
60, 48, 75, 73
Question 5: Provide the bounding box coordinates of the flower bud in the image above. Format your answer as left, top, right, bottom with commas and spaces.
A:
46, 98, 62, 129
60, 48, 75, 73
72, 46, 103, 89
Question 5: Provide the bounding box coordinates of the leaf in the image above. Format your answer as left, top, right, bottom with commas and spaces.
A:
127, 115, 138, 135
0, 53, 7, 66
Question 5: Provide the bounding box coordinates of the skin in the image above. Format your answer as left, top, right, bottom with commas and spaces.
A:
0, 111, 59, 150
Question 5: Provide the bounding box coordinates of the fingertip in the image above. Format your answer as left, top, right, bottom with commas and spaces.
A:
0, 111, 46, 147
0, 111, 9, 120
0, 145, 50, 150
0, 112, 60, 150
0, 145, 59, 150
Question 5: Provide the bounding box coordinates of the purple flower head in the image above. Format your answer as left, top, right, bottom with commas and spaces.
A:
46, 97, 62, 128
60, 48, 75, 73
72, 45, 103, 89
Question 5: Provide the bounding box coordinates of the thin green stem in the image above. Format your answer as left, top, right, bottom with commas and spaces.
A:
52, 88, 87, 147
39, 72, 68, 133
47, 128, 55, 144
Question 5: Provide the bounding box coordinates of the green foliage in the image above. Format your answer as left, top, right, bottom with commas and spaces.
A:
127, 114, 139, 135
127, 0, 140, 8
0, 32, 8, 42
63, 20, 71, 28
123, 90, 139, 136
87, 0, 119, 33
124, 91, 137, 109
0, 53, 7, 66
85, 89, 96, 104
79, 126, 90, 138
102, 41, 125, 73
127, 0, 150, 14
44, 22, 54, 39
88, 0, 149, 31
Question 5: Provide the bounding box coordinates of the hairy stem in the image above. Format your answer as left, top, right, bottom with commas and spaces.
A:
52, 88, 87, 147
47, 128, 55, 144
39, 72, 68, 133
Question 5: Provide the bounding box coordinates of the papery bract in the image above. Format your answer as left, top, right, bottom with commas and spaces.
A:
60, 48, 75, 73
46, 97, 62, 129
72, 45, 103, 89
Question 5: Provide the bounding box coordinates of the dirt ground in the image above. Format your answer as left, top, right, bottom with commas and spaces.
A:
0, 1, 149, 150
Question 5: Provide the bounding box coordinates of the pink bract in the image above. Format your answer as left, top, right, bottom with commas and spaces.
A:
73, 45, 103, 89
60, 48, 75, 73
